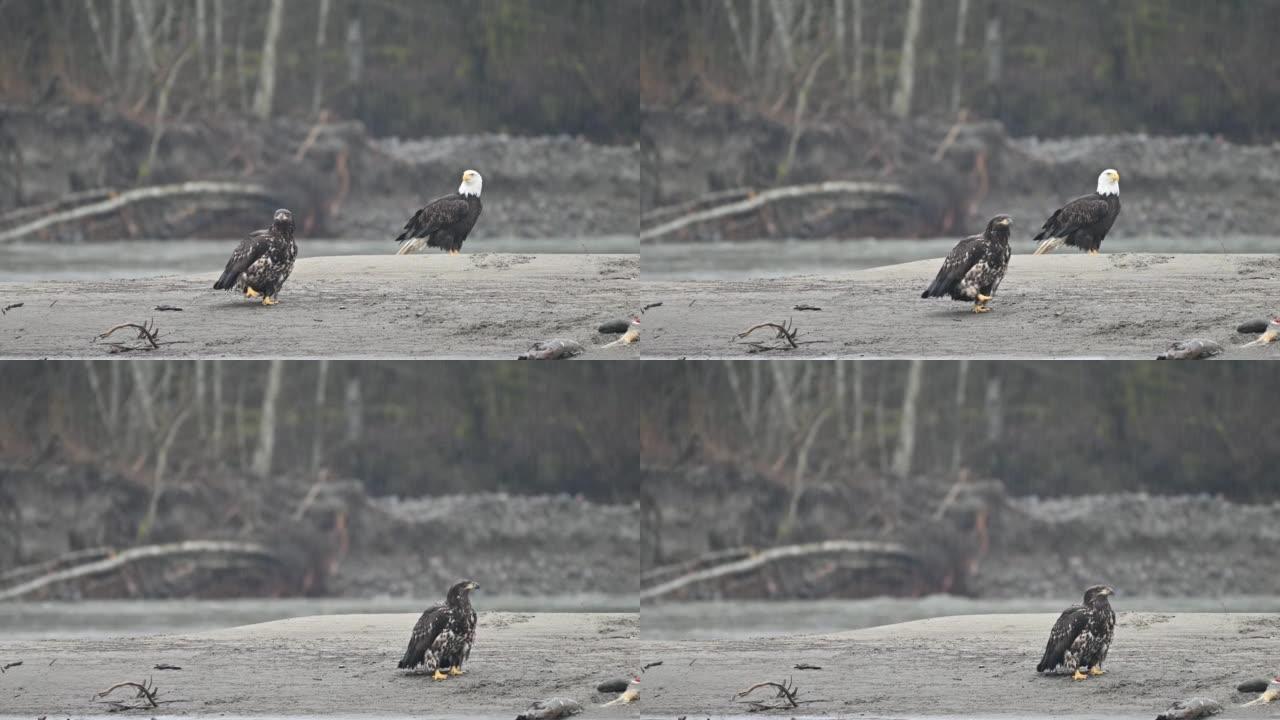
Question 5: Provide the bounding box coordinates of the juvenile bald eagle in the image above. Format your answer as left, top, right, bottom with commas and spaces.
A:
1033, 169, 1121, 255
395, 170, 483, 255
398, 580, 479, 680
1037, 584, 1116, 680
921, 214, 1012, 313
213, 208, 297, 305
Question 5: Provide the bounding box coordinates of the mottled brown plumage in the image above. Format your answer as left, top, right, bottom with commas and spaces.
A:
214, 208, 297, 305
397, 580, 479, 680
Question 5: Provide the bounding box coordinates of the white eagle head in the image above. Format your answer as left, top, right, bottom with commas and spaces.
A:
459, 169, 483, 197
1096, 169, 1120, 196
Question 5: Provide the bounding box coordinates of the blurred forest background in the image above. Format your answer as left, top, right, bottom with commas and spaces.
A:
641, 361, 1280, 601
3, 0, 639, 140
0, 0, 642, 246
644, 0, 1280, 141
0, 362, 638, 599
640, 0, 1280, 244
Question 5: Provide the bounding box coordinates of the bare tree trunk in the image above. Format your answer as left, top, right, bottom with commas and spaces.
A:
194, 360, 207, 438
950, 0, 970, 112
128, 0, 157, 74
873, 11, 886, 108
310, 359, 329, 475
891, 360, 923, 478
251, 360, 284, 479
196, 0, 207, 80
985, 374, 1003, 443
345, 374, 363, 445
108, 361, 121, 429
84, 0, 115, 86
212, 0, 224, 102
110, 0, 122, 76
345, 6, 364, 85
891, 0, 924, 119
984, 2, 1002, 87
950, 360, 970, 471
211, 360, 223, 458
768, 363, 798, 433
851, 0, 863, 100
252, 0, 286, 120
723, 0, 751, 71
311, 0, 331, 114
767, 0, 796, 72
835, 362, 848, 441
748, 0, 761, 74
834, 0, 846, 79
129, 362, 157, 435
235, 11, 249, 111
853, 361, 864, 459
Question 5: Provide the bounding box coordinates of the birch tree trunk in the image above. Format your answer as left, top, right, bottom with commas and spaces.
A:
891, 360, 923, 478
211, 360, 223, 458
834, 0, 846, 80
891, 0, 924, 119
128, 0, 157, 74
252, 0, 286, 120
311, 0, 331, 114
196, 0, 207, 80
853, 361, 864, 459
110, 0, 122, 76
985, 3, 1002, 87
767, 0, 796, 72
851, 0, 863, 100
251, 360, 284, 479
310, 359, 329, 475
950, 0, 970, 112
950, 360, 970, 470
212, 0, 224, 102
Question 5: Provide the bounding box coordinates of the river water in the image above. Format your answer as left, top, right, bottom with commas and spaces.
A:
0, 236, 637, 282
642, 594, 1280, 640
643, 234, 1280, 281
0, 594, 635, 640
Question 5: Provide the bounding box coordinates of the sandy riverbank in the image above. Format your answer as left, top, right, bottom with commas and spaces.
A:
639, 612, 1280, 718
0, 612, 639, 718
641, 253, 1280, 359
0, 254, 640, 358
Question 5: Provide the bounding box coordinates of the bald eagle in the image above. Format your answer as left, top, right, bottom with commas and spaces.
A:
1037, 584, 1116, 680
395, 170, 483, 255
398, 580, 479, 680
213, 208, 297, 305
1033, 169, 1121, 255
921, 214, 1012, 313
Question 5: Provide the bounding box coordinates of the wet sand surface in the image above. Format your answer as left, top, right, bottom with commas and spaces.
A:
638, 612, 1280, 718
0, 254, 640, 358
640, 254, 1280, 359
0, 612, 639, 718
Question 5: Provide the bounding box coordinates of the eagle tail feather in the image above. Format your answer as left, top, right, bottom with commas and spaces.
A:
1033, 237, 1065, 255
213, 270, 238, 290
396, 237, 425, 255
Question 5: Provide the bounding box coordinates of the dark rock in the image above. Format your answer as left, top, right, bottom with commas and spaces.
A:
597, 319, 630, 334
1237, 319, 1268, 334
596, 678, 630, 693
1237, 678, 1269, 693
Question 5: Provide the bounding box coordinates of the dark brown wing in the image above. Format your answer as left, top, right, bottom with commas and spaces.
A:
397, 603, 448, 669
921, 235, 983, 298
214, 229, 271, 289
1037, 604, 1089, 672
395, 195, 473, 243
1034, 194, 1113, 241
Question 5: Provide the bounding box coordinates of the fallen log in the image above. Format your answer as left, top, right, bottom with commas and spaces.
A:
0, 540, 277, 601
639, 180, 915, 242
0, 181, 272, 243
0, 547, 114, 588
639, 539, 916, 602
0, 188, 117, 228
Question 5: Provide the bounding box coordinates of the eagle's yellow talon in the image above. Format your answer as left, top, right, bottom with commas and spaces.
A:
244, 286, 261, 298
449, 667, 464, 676
973, 304, 992, 313
262, 296, 278, 306
431, 670, 448, 681
1089, 667, 1105, 676
1072, 669, 1088, 681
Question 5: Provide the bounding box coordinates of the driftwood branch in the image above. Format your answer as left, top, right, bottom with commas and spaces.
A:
639, 181, 913, 241
0, 547, 114, 587
736, 321, 799, 350
95, 679, 159, 708
0, 188, 116, 227
0, 540, 276, 601
642, 188, 754, 225
735, 678, 799, 709
640, 539, 914, 602
0, 181, 272, 243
